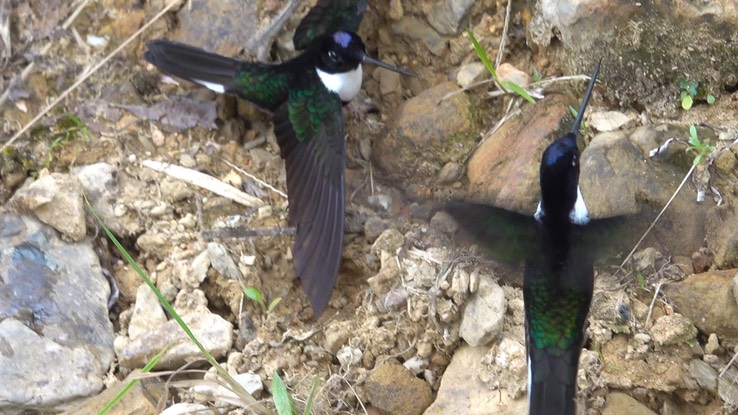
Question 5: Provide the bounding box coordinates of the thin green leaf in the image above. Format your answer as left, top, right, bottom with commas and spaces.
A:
244, 287, 266, 308
502, 80, 536, 104
569, 105, 579, 118
98, 352, 163, 415
533, 67, 542, 83
268, 297, 282, 313
467, 29, 500, 84
635, 272, 645, 288
689, 125, 698, 141
693, 154, 703, 166
681, 95, 693, 110
707, 94, 716, 104
272, 371, 296, 415
303, 376, 321, 415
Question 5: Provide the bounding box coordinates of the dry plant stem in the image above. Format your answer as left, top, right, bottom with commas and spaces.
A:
1, 0, 180, 152
494, 0, 513, 69
643, 281, 663, 329
616, 162, 697, 275
219, 156, 288, 199
720, 350, 738, 377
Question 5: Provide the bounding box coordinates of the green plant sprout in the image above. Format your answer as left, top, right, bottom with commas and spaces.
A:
272, 371, 320, 415
679, 80, 715, 110
468, 30, 536, 104
45, 112, 89, 167
244, 286, 282, 313
686, 125, 716, 166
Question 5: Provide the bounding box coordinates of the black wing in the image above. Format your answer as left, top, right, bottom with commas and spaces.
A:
293, 0, 368, 50
273, 76, 346, 316
443, 201, 541, 264
144, 40, 291, 112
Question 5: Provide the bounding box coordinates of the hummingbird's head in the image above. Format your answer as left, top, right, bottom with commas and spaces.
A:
318, 31, 414, 77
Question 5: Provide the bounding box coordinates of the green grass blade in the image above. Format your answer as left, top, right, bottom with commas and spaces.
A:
86, 198, 274, 415
303, 376, 321, 415
97, 352, 163, 415
503, 80, 536, 104
272, 371, 296, 415
467, 29, 499, 84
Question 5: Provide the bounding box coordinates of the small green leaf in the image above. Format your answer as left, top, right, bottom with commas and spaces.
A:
693, 154, 703, 166
268, 297, 282, 313
303, 376, 321, 415
679, 80, 688, 90
707, 94, 716, 104
502, 80, 536, 104
636, 272, 645, 288
689, 125, 698, 141
681, 95, 693, 110
687, 81, 698, 96
244, 287, 266, 308
569, 105, 579, 118
467, 29, 499, 84
533, 67, 542, 83
272, 371, 296, 415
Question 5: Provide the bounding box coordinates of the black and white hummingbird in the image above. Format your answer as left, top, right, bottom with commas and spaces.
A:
445, 61, 633, 414
144, 0, 414, 316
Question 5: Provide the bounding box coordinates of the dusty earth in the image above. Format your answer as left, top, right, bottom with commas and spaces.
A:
1, 1, 738, 415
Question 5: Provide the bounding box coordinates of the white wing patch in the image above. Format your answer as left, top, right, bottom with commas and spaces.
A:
316, 66, 363, 102
192, 79, 225, 93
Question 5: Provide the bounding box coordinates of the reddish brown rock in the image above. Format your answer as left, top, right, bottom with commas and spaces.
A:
466, 93, 570, 214
366, 360, 433, 415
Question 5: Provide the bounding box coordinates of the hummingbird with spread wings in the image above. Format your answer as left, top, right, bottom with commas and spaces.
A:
144, 0, 413, 316
445, 61, 629, 415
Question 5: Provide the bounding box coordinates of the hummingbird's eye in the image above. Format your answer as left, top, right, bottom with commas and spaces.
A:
328, 50, 338, 60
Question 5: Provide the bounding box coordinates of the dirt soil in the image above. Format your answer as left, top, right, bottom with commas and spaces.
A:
0, 1, 733, 414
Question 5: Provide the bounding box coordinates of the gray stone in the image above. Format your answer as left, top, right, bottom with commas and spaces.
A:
0, 214, 114, 411
427, 0, 476, 35
371, 228, 405, 256
459, 277, 506, 346
208, 242, 241, 279
455, 63, 487, 89
9, 172, 86, 240
128, 284, 167, 340
436, 161, 462, 185
430, 210, 458, 234
649, 313, 697, 346
392, 17, 447, 57
689, 359, 718, 394
366, 360, 433, 415
602, 392, 656, 415
589, 110, 637, 132
115, 312, 233, 369
718, 367, 738, 407
423, 345, 527, 415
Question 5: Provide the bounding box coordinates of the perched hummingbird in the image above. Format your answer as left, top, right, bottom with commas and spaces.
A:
445, 61, 627, 415
144, 0, 414, 316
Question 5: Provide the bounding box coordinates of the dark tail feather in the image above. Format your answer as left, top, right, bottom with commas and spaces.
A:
144, 40, 250, 97
570, 58, 602, 136
528, 347, 580, 415
528, 376, 577, 415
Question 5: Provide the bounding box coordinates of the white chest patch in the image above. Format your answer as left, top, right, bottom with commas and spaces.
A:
316, 66, 363, 102
569, 186, 590, 225
534, 186, 590, 225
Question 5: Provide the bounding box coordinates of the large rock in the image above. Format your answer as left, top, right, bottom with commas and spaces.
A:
526, 0, 738, 116
459, 277, 506, 346
423, 345, 527, 415
663, 269, 738, 347
0, 213, 114, 412
374, 81, 475, 198
466, 94, 570, 214
602, 392, 656, 415
366, 360, 434, 415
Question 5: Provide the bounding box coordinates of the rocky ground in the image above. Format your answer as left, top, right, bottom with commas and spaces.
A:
1, 0, 738, 415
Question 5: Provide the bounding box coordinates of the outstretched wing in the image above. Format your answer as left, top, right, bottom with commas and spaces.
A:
273, 76, 346, 316
443, 201, 541, 264
144, 40, 291, 112
293, 0, 368, 50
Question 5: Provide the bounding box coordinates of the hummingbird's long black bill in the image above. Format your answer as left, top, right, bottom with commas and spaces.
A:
570, 58, 601, 135
362, 54, 416, 77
